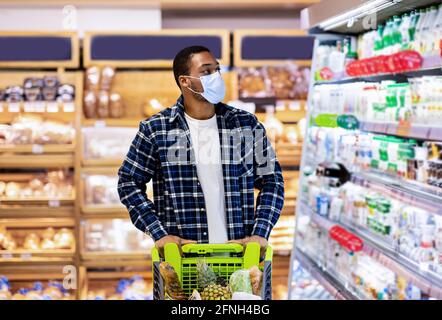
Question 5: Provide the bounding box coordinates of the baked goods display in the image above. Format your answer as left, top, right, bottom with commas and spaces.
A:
238, 68, 267, 98
83, 219, 154, 252
83, 174, 121, 206
0, 227, 74, 251
285, 177, 299, 199
86, 275, 152, 300
238, 65, 310, 100
0, 115, 74, 145
0, 76, 74, 103
82, 127, 137, 160
0, 277, 72, 300
0, 169, 73, 200
83, 66, 125, 119
269, 216, 296, 254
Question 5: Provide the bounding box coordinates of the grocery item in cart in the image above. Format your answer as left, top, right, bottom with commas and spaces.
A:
159, 262, 187, 300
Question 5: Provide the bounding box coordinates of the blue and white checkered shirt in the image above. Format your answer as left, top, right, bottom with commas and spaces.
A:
117, 96, 284, 243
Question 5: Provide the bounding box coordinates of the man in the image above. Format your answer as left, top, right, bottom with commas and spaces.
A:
117, 45, 284, 257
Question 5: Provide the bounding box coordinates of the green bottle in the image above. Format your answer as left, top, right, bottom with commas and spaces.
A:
382, 19, 393, 54
374, 24, 384, 52
407, 10, 417, 43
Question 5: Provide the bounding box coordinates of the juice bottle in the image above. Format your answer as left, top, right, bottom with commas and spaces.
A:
392, 15, 403, 54
408, 10, 419, 47
421, 6, 439, 56
415, 8, 428, 54
382, 18, 394, 55
432, 5, 442, 56
374, 24, 385, 55
399, 13, 411, 50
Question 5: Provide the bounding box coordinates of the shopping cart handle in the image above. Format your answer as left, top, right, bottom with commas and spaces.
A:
181, 243, 244, 254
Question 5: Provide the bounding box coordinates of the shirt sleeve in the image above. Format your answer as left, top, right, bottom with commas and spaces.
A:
251, 116, 285, 240
117, 121, 168, 242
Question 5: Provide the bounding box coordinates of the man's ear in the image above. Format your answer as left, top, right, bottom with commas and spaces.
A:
178, 75, 189, 89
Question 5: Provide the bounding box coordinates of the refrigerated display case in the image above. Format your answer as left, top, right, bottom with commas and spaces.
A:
290, 0, 442, 300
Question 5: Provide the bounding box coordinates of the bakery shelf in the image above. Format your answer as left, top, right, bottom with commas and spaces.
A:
0, 154, 74, 168
299, 201, 442, 299
81, 259, 151, 269
81, 251, 150, 262
81, 206, 127, 218
0, 217, 75, 228
293, 247, 355, 300
0, 194, 75, 206
281, 199, 296, 216
81, 159, 124, 167
256, 109, 306, 124
0, 207, 74, 219
359, 121, 442, 142
82, 118, 142, 128
0, 143, 76, 154
79, 265, 152, 300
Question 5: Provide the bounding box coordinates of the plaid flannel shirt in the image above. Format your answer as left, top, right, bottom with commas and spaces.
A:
117, 95, 284, 243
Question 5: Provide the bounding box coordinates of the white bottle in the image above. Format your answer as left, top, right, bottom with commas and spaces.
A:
328, 41, 345, 74
432, 5, 442, 56
399, 13, 411, 48
414, 9, 427, 52
422, 6, 439, 56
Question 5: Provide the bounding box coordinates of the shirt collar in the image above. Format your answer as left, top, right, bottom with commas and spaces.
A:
169, 95, 235, 123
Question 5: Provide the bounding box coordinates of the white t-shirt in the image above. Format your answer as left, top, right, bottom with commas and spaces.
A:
184, 112, 228, 244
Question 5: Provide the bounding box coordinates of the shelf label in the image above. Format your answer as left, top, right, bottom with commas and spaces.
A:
32, 144, 44, 154
337, 115, 359, 130
289, 101, 301, 111
24, 102, 35, 113
94, 120, 106, 128
8, 102, 20, 113
314, 114, 338, 128
34, 101, 46, 113
63, 102, 75, 113
49, 199, 60, 207
0, 102, 3, 112
46, 102, 59, 113
21, 253, 32, 260
2, 253, 12, 259
397, 120, 411, 137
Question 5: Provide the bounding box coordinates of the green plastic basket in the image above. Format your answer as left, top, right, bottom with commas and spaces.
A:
152, 243, 273, 300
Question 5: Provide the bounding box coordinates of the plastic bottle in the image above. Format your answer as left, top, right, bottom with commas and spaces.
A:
392, 15, 403, 54
408, 10, 419, 46
399, 13, 411, 49
414, 8, 428, 53
374, 25, 385, 55
432, 5, 442, 56
329, 41, 345, 74
421, 6, 439, 56
382, 19, 393, 55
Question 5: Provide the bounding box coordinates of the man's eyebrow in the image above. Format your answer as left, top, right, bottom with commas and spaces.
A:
199, 62, 220, 68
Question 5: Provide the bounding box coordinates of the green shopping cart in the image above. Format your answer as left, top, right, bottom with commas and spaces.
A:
152, 242, 273, 300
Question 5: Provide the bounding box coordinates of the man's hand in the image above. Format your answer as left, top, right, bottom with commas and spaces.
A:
155, 235, 196, 257
229, 235, 268, 259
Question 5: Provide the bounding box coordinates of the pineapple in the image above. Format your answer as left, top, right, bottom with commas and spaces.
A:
196, 260, 217, 290
200, 284, 231, 300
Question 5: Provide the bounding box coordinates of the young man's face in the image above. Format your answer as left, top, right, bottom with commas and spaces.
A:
180, 51, 220, 101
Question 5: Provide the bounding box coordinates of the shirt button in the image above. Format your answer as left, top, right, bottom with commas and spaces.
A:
201, 208, 205, 212
203, 232, 207, 236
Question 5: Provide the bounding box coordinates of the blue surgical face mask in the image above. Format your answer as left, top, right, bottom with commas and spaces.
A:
182, 71, 226, 104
